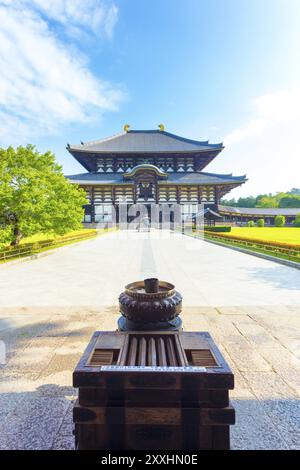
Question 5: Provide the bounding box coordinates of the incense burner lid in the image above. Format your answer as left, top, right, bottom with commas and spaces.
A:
119, 278, 182, 325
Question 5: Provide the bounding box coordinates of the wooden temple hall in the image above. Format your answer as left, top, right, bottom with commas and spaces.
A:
66, 125, 246, 224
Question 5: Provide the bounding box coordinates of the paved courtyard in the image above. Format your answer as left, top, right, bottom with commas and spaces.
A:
0, 230, 299, 307
0, 230, 299, 449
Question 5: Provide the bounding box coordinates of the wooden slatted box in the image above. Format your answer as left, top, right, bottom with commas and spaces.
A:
73, 331, 235, 450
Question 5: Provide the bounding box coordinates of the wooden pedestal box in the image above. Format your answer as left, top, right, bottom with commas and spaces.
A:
73, 331, 235, 450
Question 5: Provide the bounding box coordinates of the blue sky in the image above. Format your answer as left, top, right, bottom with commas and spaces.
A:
0, 0, 300, 198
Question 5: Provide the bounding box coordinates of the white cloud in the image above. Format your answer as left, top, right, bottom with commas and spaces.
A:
215, 87, 300, 198
1, 0, 118, 38
0, 1, 122, 145
225, 87, 300, 146
103, 4, 119, 39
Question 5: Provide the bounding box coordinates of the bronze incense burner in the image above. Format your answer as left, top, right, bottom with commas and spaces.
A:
118, 278, 182, 331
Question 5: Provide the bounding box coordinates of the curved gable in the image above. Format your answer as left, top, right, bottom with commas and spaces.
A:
123, 164, 168, 179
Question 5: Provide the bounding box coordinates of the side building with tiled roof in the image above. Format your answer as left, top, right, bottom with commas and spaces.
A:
66, 126, 247, 224
218, 205, 300, 226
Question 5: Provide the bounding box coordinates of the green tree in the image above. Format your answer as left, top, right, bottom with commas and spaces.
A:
256, 196, 279, 208
237, 196, 257, 208
221, 189, 300, 209
257, 218, 265, 227
221, 196, 258, 207
220, 198, 237, 206
288, 188, 300, 195
0, 225, 12, 248
278, 196, 300, 208
247, 220, 255, 227
274, 215, 286, 227
0, 145, 87, 246
293, 213, 300, 227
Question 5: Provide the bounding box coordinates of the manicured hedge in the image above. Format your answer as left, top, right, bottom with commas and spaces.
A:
1, 230, 97, 252
275, 215, 285, 227
203, 226, 232, 232
0, 230, 98, 261
203, 231, 300, 251
257, 219, 265, 227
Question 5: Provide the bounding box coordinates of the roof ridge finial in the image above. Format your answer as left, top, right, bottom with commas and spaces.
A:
124, 124, 130, 132
158, 123, 165, 131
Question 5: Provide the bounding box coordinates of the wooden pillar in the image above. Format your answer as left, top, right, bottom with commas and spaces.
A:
113, 155, 117, 172
93, 155, 97, 173
91, 186, 95, 223
214, 187, 219, 205
155, 179, 159, 204
176, 186, 180, 204
178, 186, 182, 204
175, 155, 178, 172
198, 187, 202, 204
114, 204, 119, 224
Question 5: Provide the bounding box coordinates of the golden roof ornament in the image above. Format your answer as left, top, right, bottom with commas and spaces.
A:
123, 124, 130, 132
158, 123, 165, 131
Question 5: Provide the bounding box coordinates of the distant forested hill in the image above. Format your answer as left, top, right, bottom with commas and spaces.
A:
221, 188, 300, 208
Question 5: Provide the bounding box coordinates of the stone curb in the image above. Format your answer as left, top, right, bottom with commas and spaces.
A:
202, 237, 300, 270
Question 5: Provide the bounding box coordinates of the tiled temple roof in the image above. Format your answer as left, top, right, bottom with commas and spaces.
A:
218, 205, 300, 216
68, 130, 223, 153
66, 171, 246, 186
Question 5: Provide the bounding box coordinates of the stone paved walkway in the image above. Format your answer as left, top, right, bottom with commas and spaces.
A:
0, 231, 299, 449
0, 230, 299, 307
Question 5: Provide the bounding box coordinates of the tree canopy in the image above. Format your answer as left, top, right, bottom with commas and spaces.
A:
294, 213, 300, 227
221, 189, 300, 208
0, 145, 87, 246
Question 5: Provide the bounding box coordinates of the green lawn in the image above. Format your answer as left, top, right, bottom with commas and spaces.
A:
227, 227, 300, 245
202, 227, 300, 263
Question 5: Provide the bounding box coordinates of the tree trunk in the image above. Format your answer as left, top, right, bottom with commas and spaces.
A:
10, 226, 23, 246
